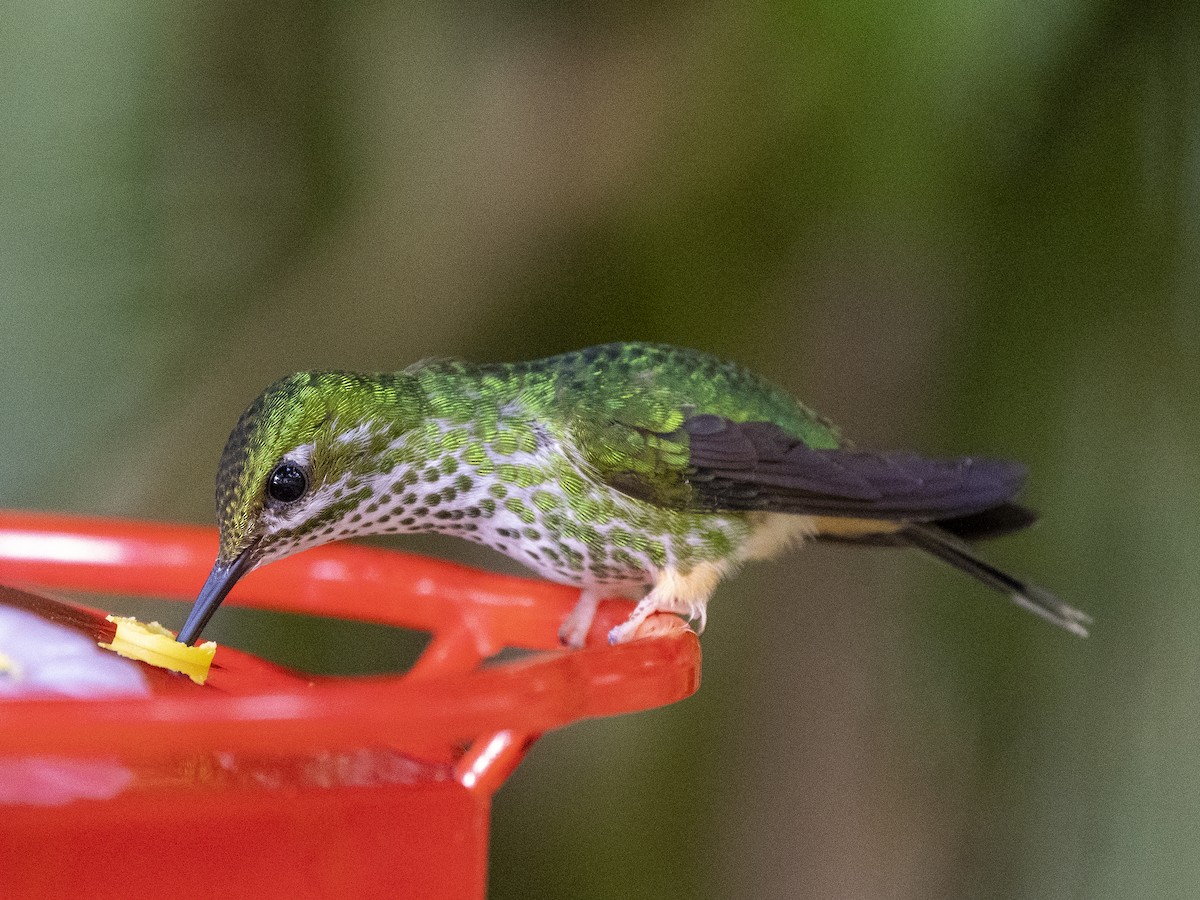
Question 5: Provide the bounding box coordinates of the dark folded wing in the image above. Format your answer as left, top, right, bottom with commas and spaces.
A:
672, 415, 1027, 521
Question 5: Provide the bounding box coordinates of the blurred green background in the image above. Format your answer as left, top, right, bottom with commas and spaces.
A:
4, 0, 1199, 896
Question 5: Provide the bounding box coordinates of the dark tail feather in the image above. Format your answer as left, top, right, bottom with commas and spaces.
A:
934, 503, 1038, 542
900, 523, 1091, 638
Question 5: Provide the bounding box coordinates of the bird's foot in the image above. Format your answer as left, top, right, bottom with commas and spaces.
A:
607, 567, 718, 644
558, 589, 601, 649
607, 611, 698, 645
607, 598, 708, 645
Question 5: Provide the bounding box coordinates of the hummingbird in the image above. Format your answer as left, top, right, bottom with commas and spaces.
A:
176, 342, 1089, 648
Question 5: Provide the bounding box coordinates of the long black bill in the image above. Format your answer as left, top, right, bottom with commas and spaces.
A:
177, 549, 257, 645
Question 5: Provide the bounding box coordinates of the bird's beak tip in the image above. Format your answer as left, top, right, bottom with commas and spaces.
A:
176, 548, 256, 646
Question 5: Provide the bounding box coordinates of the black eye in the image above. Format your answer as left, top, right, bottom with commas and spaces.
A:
267, 463, 308, 503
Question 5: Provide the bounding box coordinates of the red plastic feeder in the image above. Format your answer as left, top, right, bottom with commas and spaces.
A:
0, 511, 700, 899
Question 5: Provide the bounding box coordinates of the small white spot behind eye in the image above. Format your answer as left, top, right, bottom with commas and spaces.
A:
336, 421, 380, 447
283, 443, 315, 469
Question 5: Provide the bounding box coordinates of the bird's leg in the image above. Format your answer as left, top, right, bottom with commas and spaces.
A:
607, 563, 724, 644
558, 587, 603, 649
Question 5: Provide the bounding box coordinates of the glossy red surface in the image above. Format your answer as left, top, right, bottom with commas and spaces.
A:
0, 511, 701, 899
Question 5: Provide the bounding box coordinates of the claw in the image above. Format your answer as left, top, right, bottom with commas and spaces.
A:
558, 619, 589, 649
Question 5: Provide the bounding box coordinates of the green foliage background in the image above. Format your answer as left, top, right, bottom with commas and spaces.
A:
4, 1, 1199, 896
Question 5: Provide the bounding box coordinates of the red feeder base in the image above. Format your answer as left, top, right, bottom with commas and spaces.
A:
0, 512, 701, 899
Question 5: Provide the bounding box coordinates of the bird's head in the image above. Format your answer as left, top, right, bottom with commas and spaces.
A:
177, 371, 418, 644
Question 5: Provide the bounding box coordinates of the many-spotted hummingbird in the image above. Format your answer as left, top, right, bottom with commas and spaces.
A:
176, 343, 1089, 647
